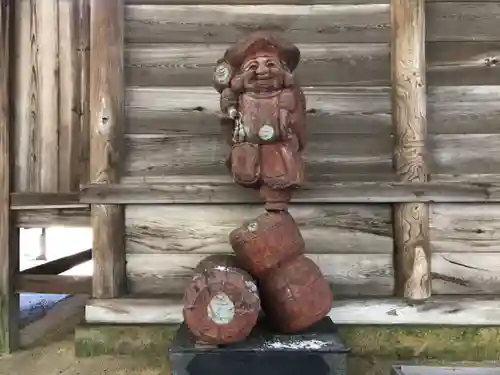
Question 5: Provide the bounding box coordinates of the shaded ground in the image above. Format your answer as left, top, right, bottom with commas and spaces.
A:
0, 336, 170, 375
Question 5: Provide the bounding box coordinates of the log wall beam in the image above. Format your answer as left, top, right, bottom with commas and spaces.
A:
391, 0, 431, 301
89, 0, 126, 298
0, 0, 19, 353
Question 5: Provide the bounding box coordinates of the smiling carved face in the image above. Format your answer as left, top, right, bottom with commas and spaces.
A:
240, 52, 287, 93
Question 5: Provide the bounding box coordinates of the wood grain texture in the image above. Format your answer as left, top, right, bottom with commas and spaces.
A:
58, 0, 81, 192
430, 204, 500, 253
13, 0, 40, 192
0, 0, 19, 353
426, 42, 500, 86
124, 4, 391, 44
38, 0, 60, 192
125, 42, 500, 88
84, 296, 500, 326
15, 274, 92, 294
20, 294, 87, 349
125, 0, 500, 3
10, 192, 83, 209
90, 0, 126, 298
126, 43, 390, 87
123, 3, 500, 44
126, 0, 392, 4
124, 133, 500, 182
13, 0, 90, 192
81, 181, 500, 205
77, 0, 90, 187
391, 0, 430, 301
15, 207, 90, 227
426, 3, 500, 42
125, 204, 393, 255
125, 86, 500, 135
125, 133, 393, 180
125, 252, 500, 296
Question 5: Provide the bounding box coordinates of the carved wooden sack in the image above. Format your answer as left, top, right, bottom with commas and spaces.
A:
230, 142, 261, 187
259, 254, 333, 333
182, 254, 261, 344
229, 211, 305, 279
260, 135, 304, 190
229, 211, 333, 333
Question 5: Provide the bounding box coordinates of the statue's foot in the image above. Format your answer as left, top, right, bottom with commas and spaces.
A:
259, 185, 292, 211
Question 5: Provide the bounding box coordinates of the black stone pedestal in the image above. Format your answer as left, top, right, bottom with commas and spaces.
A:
168, 317, 350, 375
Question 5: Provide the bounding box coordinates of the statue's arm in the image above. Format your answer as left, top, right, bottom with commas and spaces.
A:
280, 87, 307, 150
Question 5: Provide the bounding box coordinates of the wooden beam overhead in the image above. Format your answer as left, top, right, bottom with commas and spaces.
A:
15, 275, 92, 295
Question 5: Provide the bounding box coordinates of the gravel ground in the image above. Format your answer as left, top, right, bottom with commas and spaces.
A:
0, 336, 170, 375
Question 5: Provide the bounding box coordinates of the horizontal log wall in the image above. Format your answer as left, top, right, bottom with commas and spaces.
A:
121, 1, 500, 298
125, 204, 500, 296
123, 2, 500, 184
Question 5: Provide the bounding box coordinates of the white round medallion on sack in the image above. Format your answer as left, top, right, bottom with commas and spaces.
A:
258, 124, 274, 141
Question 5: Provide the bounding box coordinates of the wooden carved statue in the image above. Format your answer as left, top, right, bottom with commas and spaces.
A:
182, 33, 332, 345
212, 31, 307, 211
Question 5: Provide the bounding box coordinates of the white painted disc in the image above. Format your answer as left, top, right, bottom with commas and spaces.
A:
258, 124, 275, 141
207, 293, 235, 325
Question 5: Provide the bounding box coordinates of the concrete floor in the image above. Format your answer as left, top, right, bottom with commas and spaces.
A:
0, 336, 170, 375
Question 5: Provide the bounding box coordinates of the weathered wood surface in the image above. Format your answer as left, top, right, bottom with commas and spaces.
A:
125, 42, 500, 87
125, 133, 393, 180
38, 0, 60, 192
125, 0, 498, 5
125, 204, 500, 296
124, 133, 500, 182
15, 208, 90, 228
125, 86, 500, 135
430, 204, 500, 253
126, 43, 390, 87
124, 3, 500, 44
59, 0, 83, 192
0, 0, 18, 354
85, 296, 500, 325
125, 0, 500, 4
77, 0, 90, 188
391, 0, 430, 301
15, 274, 92, 294
125, 4, 391, 44
132, 254, 472, 292
13, 0, 90, 193
126, 0, 392, 4
81, 181, 500, 204
20, 294, 87, 349
10, 192, 83, 209
126, 204, 393, 255
90, 0, 126, 299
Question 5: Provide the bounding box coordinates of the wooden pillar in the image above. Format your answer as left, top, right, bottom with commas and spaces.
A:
0, 0, 20, 353
391, 0, 431, 301
89, 0, 126, 298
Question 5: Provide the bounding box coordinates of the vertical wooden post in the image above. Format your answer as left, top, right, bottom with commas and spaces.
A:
391, 0, 431, 301
0, 0, 20, 353
77, 0, 90, 187
89, 0, 126, 298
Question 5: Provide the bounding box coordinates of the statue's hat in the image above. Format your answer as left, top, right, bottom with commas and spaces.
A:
222, 32, 300, 72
